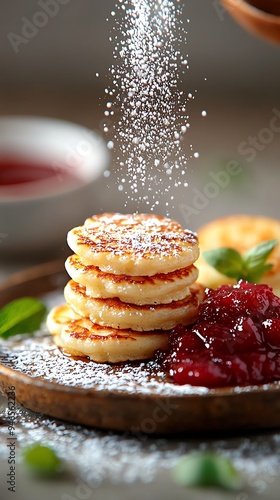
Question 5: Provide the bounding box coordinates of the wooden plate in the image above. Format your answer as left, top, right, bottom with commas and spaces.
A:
1, 261, 280, 434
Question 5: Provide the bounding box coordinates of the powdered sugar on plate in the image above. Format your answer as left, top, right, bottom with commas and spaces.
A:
0, 288, 208, 396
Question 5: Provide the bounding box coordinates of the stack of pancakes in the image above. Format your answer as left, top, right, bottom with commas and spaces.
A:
47, 213, 204, 363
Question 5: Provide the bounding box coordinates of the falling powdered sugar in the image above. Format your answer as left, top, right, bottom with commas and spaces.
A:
104, 0, 198, 211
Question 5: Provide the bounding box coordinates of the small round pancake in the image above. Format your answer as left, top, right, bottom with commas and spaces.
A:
65, 254, 198, 305
46, 304, 169, 363
196, 214, 280, 292
64, 280, 204, 331
67, 213, 199, 276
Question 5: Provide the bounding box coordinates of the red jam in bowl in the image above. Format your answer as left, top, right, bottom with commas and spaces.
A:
0, 157, 80, 196
164, 281, 280, 388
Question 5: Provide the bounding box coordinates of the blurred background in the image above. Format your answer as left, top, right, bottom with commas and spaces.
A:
0, 0, 280, 232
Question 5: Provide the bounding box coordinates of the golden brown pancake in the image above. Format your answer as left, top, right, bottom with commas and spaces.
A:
67, 213, 199, 276
65, 254, 198, 305
64, 279, 204, 331
47, 304, 169, 363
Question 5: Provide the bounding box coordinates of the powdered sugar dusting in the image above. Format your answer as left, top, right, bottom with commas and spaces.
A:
0, 389, 280, 488
104, 0, 199, 212
72, 213, 198, 259
81, 229, 196, 257
0, 330, 207, 396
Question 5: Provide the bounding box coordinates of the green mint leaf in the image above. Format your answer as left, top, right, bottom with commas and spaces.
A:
22, 443, 62, 478
243, 239, 278, 272
172, 452, 243, 491
202, 248, 244, 280
246, 263, 274, 284
202, 239, 278, 284
0, 297, 46, 339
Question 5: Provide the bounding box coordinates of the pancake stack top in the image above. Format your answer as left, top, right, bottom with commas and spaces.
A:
47, 213, 204, 363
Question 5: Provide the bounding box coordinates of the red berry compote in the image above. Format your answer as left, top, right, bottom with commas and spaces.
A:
164, 281, 280, 388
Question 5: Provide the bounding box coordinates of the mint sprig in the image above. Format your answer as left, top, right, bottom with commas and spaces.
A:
22, 443, 62, 478
0, 297, 46, 339
172, 452, 243, 491
203, 239, 278, 284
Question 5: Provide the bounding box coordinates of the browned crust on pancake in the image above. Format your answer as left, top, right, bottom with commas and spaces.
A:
70, 213, 198, 259
67, 324, 167, 341
66, 254, 198, 285
66, 279, 203, 312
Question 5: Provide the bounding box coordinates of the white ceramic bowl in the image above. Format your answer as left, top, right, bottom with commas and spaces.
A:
0, 116, 109, 258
